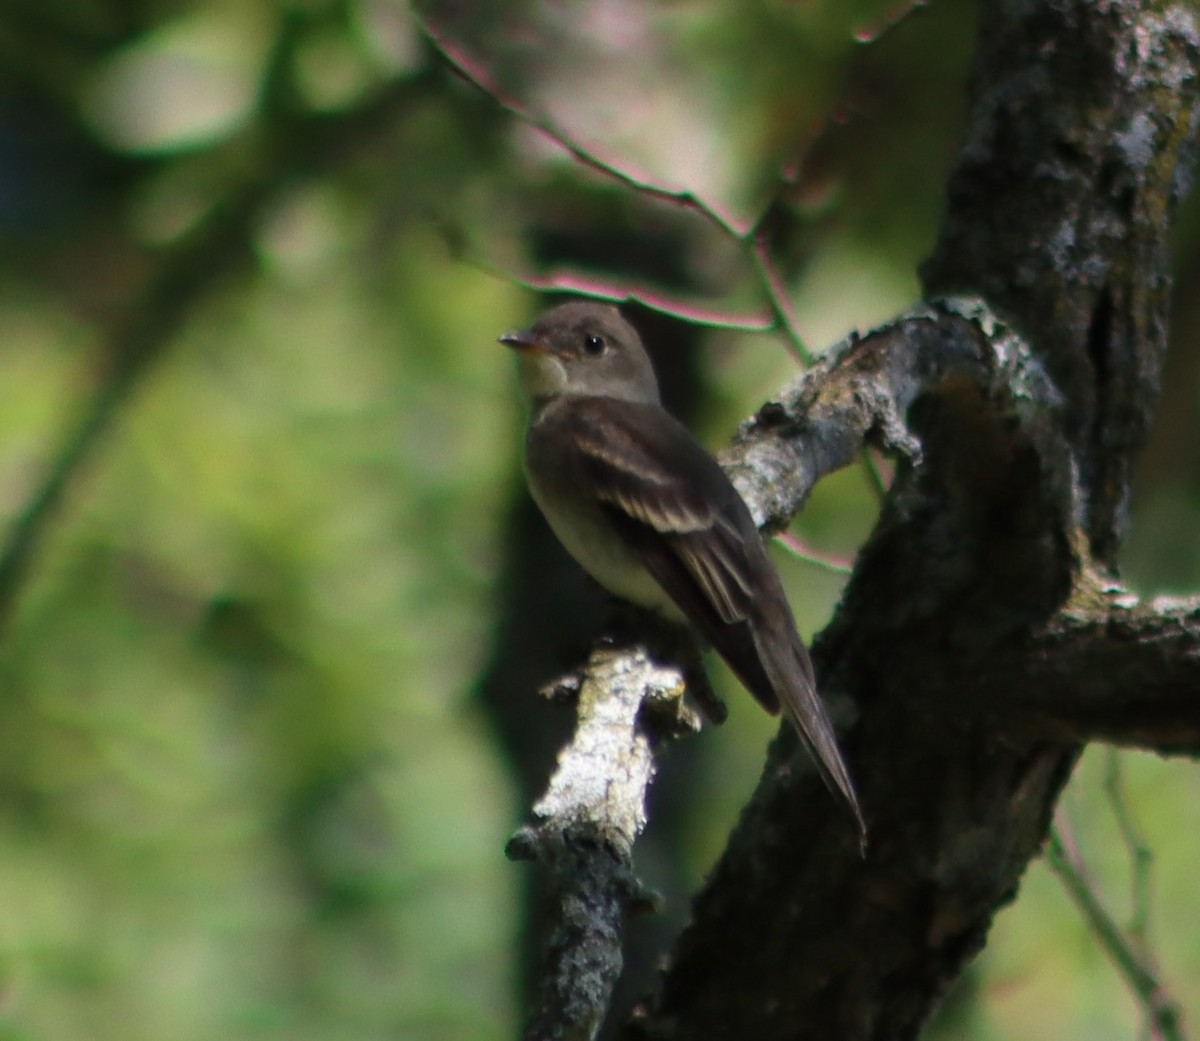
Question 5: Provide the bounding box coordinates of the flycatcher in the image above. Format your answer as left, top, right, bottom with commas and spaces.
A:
502, 300, 863, 837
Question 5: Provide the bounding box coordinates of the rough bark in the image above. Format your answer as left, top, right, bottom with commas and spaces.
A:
508, 1, 1199, 1039
922, 0, 1200, 565
626, 3, 1200, 1038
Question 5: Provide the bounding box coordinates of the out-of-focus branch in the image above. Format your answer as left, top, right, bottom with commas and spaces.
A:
436, 233, 776, 332
1047, 820, 1186, 1041
1104, 750, 1154, 948
750, 229, 813, 365
0, 187, 264, 632
0, 69, 444, 634
412, 8, 747, 238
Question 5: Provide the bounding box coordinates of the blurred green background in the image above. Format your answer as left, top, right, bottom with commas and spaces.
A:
0, 1, 1197, 1039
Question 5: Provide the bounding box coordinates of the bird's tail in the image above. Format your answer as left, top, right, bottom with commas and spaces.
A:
753, 624, 867, 850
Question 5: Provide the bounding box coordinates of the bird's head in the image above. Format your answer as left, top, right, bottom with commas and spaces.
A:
500, 301, 661, 405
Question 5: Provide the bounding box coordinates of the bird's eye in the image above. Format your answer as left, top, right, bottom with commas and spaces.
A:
583, 333, 606, 355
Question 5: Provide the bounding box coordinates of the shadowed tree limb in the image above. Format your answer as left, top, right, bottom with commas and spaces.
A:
622, 3, 1200, 1038
500, 1, 1200, 1037
989, 590, 1200, 751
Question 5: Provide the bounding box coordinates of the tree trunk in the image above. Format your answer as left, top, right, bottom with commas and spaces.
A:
626, 2, 1200, 1037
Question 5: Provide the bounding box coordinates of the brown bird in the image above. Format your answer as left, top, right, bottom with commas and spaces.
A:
502, 300, 864, 839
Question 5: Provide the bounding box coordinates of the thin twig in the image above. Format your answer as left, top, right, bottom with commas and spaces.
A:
851, 0, 931, 44
1046, 818, 1186, 1041
412, 9, 747, 239
751, 231, 894, 506
439, 232, 775, 332
1103, 750, 1155, 956
750, 228, 813, 366
773, 531, 855, 575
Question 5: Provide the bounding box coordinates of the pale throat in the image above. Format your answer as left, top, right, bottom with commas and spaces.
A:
516, 352, 570, 403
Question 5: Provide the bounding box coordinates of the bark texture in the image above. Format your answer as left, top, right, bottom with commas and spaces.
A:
922, 0, 1200, 565
623, 2, 1200, 1038
507, 1, 1199, 1039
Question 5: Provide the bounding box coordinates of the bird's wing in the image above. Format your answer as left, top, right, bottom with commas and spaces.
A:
555, 399, 864, 838
556, 399, 780, 705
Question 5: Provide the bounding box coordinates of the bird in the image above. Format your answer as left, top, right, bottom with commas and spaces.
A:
501, 299, 864, 839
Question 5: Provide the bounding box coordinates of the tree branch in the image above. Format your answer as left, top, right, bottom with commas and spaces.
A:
922, 0, 1200, 563
471, 0, 1199, 1034
721, 297, 1068, 533
506, 644, 698, 1041
998, 588, 1200, 751
1047, 819, 1186, 1041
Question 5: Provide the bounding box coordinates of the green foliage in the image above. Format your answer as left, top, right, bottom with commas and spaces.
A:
0, 0, 1196, 1038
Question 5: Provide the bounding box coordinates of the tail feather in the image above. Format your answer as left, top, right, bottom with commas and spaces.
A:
752, 623, 866, 849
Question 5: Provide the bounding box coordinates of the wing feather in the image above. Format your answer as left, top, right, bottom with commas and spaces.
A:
536, 397, 863, 837
560, 400, 759, 622
549, 399, 775, 701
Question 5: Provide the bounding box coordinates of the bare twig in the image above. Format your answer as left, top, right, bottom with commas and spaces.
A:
773, 531, 855, 576
1103, 750, 1155, 957
851, 0, 931, 44
437, 231, 775, 332
751, 229, 896, 505
750, 229, 813, 365
412, 9, 746, 239
1046, 818, 1186, 1041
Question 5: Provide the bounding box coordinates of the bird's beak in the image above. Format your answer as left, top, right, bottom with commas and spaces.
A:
499, 329, 549, 353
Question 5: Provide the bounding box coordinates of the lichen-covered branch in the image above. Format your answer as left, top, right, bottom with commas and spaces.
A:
721, 297, 1069, 534
506, 645, 696, 1041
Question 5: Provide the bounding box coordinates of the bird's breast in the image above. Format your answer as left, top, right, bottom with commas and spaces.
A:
524, 451, 680, 618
